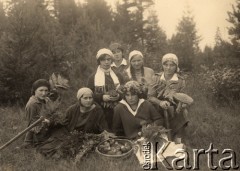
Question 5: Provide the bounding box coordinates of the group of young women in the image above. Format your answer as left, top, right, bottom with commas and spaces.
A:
23, 43, 190, 151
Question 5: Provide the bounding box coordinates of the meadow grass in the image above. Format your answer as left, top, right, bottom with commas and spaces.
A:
0, 74, 239, 171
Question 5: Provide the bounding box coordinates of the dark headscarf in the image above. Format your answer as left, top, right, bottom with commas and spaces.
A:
31, 79, 50, 95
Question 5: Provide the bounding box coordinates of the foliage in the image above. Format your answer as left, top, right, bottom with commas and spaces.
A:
144, 10, 168, 70
0, 0, 52, 103
169, 10, 200, 71
0, 0, 238, 106
200, 67, 240, 103
53, 0, 78, 34
227, 0, 240, 54
112, 0, 134, 45
113, 0, 154, 48
44, 131, 104, 160
0, 0, 73, 104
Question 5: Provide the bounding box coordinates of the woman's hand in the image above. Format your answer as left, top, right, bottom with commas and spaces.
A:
159, 100, 170, 110
109, 94, 120, 101
103, 95, 111, 102
103, 94, 119, 102
181, 103, 187, 108
42, 118, 50, 126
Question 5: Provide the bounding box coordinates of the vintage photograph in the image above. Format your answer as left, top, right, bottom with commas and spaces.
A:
0, 0, 239, 170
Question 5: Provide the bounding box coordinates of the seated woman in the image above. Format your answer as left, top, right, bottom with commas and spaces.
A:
125, 50, 155, 98
62, 87, 108, 133
23, 79, 53, 147
112, 81, 164, 139
87, 48, 125, 130
148, 53, 190, 142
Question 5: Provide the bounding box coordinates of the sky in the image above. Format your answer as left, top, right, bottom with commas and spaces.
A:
106, 0, 237, 50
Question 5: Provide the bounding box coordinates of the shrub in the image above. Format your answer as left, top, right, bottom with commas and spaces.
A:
200, 66, 240, 103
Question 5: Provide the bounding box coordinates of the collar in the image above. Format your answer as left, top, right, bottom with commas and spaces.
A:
25, 96, 45, 110
120, 99, 145, 116
80, 104, 96, 113
111, 58, 127, 67
160, 73, 178, 81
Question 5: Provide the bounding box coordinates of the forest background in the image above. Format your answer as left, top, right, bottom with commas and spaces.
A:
0, 0, 239, 170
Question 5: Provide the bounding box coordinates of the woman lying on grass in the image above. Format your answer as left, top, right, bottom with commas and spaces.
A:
112, 81, 164, 139
148, 53, 191, 143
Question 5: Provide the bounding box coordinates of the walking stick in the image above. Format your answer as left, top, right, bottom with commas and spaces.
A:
164, 110, 172, 141
0, 117, 44, 151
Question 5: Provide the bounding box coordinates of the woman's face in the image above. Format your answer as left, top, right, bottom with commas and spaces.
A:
125, 91, 139, 106
35, 86, 49, 100
162, 61, 177, 76
80, 93, 93, 108
112, 49, 123, 61
130, 55, 143, 70
99, 55, 112, 70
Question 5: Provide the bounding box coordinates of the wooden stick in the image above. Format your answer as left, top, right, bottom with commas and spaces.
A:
164, 110, 172, 141
0, 117, 44, 151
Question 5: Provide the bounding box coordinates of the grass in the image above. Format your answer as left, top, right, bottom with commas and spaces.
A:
0, 74, 239, 171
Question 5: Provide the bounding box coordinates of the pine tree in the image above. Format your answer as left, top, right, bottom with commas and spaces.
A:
130, 0, 154, 47
113, 0, 154, 48
227, 0, 240, 55
145, 10, 167, 53
169, 10, 200, 71
113, 0, 134, 44
85, 0, 113, 32
52, 0, 78, 34
213, 27, 237, 67
144, 10, 168, 71
0, 0, 71, 103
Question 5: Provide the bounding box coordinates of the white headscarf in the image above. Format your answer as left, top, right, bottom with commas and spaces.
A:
96, 48, 113, 59
162, 53, 180, 72
128, 50, 143, 62
94, 48, 120, 87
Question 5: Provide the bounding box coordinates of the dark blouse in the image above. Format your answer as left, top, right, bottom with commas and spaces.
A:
87, 70, 125, 107
63, 103, 108, 134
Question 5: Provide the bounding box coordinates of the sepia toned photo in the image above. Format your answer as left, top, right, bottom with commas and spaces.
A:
0, 0, 239, 170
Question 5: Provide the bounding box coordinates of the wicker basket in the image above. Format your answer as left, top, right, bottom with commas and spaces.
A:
96, 138, 133, 160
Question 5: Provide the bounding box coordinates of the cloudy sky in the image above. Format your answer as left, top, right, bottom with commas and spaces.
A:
106, 0, 236, 49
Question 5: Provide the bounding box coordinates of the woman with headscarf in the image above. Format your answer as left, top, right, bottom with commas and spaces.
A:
148, 53, 189, 142
87, 48, 125, 130
112, 81, 164, 139
23, 79, 52, 147
62, 87, 108, 133
126, 50, 155, 98
36, 87, 110, 158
